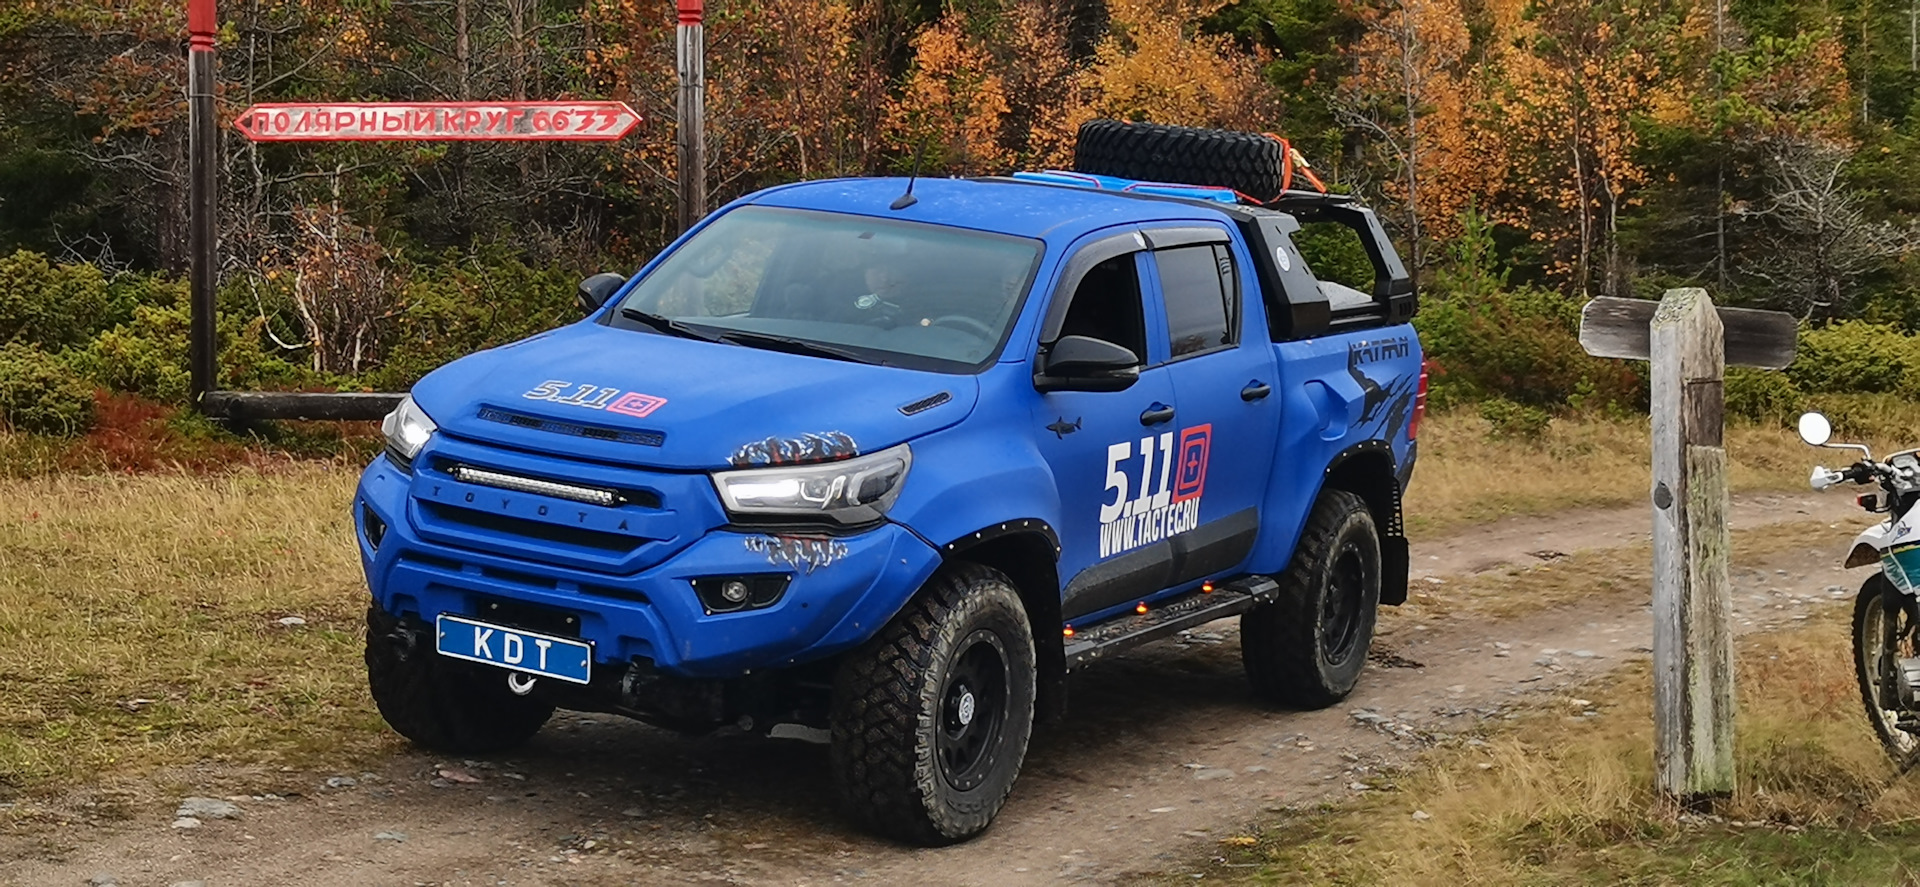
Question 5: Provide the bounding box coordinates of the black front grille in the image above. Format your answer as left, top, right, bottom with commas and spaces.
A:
420, 501, 640, 555
478, 407, 666, 447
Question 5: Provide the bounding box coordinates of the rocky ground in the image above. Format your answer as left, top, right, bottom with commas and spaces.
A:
1, 492, 1867, 886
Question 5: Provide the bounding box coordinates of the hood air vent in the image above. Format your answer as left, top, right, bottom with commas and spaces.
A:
478, 407, 665, 447
899, 391, 952, 416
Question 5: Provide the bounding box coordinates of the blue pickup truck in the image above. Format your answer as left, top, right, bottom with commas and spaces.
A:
355, 122, 1426, 845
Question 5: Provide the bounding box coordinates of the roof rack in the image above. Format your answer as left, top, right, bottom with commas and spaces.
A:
993, 171, 1356, 211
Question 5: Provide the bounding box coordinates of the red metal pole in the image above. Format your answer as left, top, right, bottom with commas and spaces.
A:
675, 0, 705, 233
187, 0, 218, 409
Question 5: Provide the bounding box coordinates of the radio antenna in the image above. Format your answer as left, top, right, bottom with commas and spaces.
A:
891, 139, 929, 210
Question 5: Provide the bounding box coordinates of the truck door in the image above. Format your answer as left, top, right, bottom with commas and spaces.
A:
1030, 232, 1181, 623
1140, 226, 1281, 584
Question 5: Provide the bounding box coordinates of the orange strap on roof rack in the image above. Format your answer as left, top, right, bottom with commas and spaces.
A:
1262, 133, 1329, 200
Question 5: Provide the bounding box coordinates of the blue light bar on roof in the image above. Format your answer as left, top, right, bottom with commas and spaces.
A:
1010, 170, 1246, 204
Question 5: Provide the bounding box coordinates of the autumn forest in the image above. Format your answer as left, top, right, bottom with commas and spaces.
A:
0, 0, 1916, 432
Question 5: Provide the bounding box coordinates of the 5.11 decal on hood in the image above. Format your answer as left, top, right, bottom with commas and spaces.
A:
523, 380, 668, 419
1098, 424, 1211, 559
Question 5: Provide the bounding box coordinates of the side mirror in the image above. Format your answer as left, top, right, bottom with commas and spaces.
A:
1797, 411, 1832, 447
1036, 335, 1140, 393
577, 272, 627, 314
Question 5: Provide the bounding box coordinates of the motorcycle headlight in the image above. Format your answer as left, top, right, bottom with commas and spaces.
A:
712, 444, 912, 525
381, 395, 437, 469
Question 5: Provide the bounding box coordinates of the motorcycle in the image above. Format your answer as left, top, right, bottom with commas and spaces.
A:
1799, 411, 1920, 765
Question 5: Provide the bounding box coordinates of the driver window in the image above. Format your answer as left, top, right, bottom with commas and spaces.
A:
1057, 253, 1147, 364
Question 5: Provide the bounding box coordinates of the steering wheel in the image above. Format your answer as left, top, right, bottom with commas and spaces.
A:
929, 314, 996, 339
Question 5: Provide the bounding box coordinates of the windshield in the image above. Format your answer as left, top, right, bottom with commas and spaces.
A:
611, 206, 1043, 372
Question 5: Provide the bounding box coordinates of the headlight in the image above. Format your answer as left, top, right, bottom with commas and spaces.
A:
712, 443, 911, 525
381, 395, 437, 468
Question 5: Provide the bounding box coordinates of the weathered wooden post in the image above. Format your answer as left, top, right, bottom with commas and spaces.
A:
675, 0, 706, 233
186, 0, 219, 411
1580, 289, 1797, 808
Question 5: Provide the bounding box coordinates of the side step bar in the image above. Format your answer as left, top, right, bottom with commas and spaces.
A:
1063, 576, 1280, 671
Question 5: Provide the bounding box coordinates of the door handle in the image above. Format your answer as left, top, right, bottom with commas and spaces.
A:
1139, 403, 1175, 426
1241, 380, 1272, 401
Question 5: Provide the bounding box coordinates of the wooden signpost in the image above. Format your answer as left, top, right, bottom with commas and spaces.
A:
1579, 290, 1797, 807
183, 0, 698, 421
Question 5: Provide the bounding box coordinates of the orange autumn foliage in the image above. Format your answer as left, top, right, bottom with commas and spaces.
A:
1080, 0, 1278, 128
887, 13, 1014, 174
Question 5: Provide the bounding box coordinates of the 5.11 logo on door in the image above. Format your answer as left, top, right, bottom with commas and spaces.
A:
1098, 424, 1211, 558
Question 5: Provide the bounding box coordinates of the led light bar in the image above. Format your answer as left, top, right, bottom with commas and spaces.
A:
448, 465, 621, 507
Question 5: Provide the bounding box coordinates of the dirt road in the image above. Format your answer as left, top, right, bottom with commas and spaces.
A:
3, 492, 1866, 886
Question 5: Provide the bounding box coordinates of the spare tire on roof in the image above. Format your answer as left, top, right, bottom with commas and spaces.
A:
1072, 119, 1289, 201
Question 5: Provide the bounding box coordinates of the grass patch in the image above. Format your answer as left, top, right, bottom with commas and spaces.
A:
1163, 536, 1920, 884
0, 467, 397, 797
1179, 623, 1920, 885
1403, 410, 1834, 537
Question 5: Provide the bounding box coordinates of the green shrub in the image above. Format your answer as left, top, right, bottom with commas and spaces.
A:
72, 303, 317, 404
1479, 397, 1553, 440
1415, 208, 1643, 413
0, 250, 109, 349
1416, 285, 1644, 412
1788, 320, 1918, 394
364, 255, 579, 390
1724, 366, 1802, 424
0, 343, 95, 435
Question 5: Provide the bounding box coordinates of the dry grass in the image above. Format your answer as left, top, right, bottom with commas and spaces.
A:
1385, 519, 1843, 628
1403, 410, 1819, 536
1180, 620, 1920, 885
1163, 526, 1920, 885
0, 466, 397, 797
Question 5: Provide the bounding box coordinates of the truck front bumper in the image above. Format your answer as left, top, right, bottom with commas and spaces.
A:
354, 456, 944, 679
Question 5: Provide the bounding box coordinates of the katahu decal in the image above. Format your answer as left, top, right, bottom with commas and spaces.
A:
745, 535, 849, 573
1346, 336, 1417, 438
729, 432, 858, 468
1097, 424, 1211, 559
522, 380, 667, 418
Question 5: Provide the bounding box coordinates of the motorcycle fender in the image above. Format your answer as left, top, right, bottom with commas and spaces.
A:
1851, 521, 1900, 569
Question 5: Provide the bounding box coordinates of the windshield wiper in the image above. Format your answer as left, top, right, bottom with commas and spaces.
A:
619, 307, 726, 343
713, 329, 874, 364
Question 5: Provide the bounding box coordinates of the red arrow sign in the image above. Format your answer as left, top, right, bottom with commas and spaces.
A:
232, 102, 642, 142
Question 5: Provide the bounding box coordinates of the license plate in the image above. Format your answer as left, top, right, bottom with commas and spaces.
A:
435, 614, 593, 685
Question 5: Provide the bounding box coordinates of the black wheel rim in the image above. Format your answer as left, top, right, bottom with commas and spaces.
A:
1322, 541, 1367, 664
937, 629, 1009, 792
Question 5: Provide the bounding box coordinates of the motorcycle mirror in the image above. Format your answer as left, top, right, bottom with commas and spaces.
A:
1798, 412, 1833, 447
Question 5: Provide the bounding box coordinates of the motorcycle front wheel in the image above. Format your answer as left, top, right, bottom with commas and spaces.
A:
1852, 573, 1920, 769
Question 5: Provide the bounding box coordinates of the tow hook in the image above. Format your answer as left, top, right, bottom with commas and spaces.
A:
507, 672, 538, 696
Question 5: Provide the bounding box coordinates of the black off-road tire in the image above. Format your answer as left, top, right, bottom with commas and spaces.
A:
1241, 489, 1381, 709
829, 562, 1037, 846
365, 605, 555, 754
1852, 575, 1920, 769
1073, 119, 1289, 200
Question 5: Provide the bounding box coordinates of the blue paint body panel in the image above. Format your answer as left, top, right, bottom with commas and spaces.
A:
356, 174, 1423, 679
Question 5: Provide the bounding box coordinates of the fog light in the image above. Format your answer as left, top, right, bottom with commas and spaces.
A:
691, 575, 790, 615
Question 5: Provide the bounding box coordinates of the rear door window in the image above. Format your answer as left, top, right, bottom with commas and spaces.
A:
1154, 244, 1236, 360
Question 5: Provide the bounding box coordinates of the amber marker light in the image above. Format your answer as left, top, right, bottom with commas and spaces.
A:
1063, 626, 1075, 638
1202, 581, 1215, 593
1135, 602, 1149, 614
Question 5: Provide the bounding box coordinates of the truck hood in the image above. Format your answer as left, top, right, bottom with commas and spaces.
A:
412, 324, 979, 471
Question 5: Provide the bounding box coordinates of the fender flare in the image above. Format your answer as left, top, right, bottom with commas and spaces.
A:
939, 519, 1069, 723
1318, 440, 1408, 605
